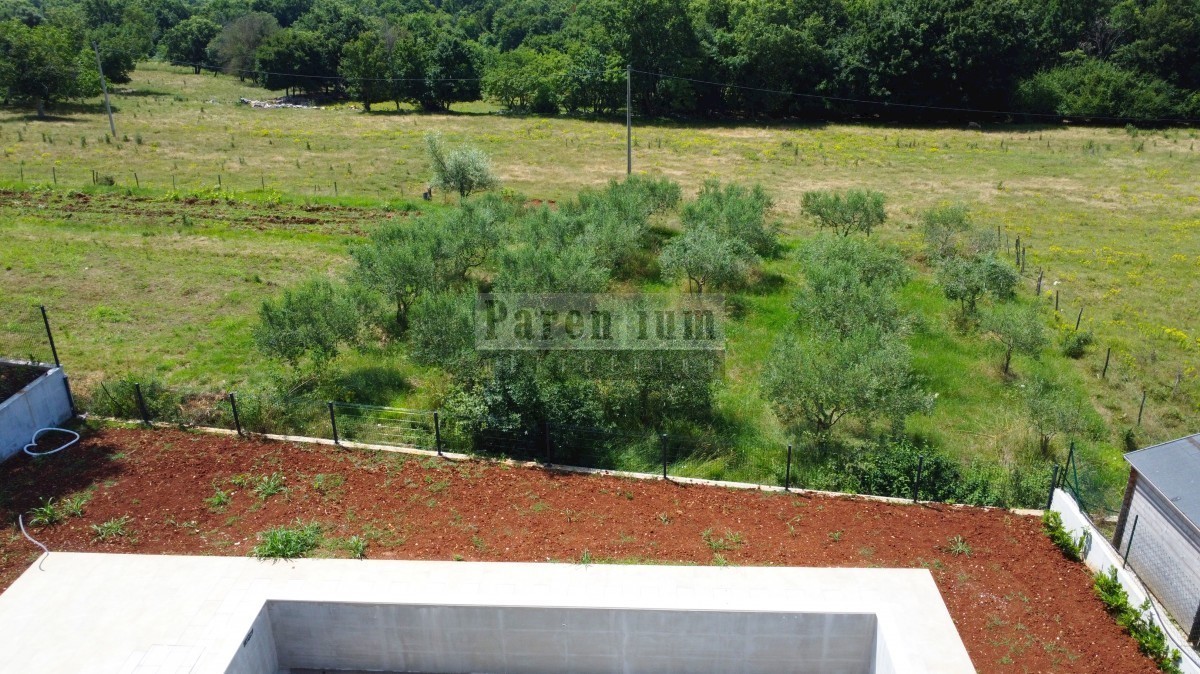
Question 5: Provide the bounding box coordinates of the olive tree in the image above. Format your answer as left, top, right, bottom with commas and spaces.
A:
762, 327, 933, 442
659, 226, 757, 294
800, 189, 887, 237
425, 133, 498, 201
937, 254, 1019, 317
794, 235, 911, 337
682, 179, 779, 257
253, 277, 359, 370
982, 303, 1048, 375
1025, 376, 1095, 457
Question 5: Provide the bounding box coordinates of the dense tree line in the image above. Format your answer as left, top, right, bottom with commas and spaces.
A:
4, 0, 1199, 119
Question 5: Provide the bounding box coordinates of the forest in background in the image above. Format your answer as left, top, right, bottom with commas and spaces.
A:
3, 0, 1200, 121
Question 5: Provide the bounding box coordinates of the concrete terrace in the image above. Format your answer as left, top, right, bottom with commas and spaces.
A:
0, 554, 974, 673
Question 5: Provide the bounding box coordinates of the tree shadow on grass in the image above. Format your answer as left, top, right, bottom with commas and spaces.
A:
112, 88, 172, 98
327, 365, 411, 406
4, 101, 121, 122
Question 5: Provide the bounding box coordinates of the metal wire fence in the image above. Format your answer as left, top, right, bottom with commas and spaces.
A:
1116, 515, 1200, 649
0, 305, 58, 367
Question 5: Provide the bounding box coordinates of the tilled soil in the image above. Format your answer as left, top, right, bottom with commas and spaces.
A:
0, 362, 46, 400
0, 427, 1156, 673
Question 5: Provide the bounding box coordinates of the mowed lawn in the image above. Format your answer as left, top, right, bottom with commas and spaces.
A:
2, 61, 1198, 481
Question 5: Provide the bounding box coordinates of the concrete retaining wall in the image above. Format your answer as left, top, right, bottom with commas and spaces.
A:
0, 363, 72, 463
1051, 489, 1200, 673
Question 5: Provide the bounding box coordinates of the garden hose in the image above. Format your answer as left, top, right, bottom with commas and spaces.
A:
22, 427, 79, 457
18, 515, 48, 571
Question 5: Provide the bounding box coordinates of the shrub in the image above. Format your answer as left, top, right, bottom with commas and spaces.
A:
1061, 330, 1094, 359
1016, 56, 1183, 120
1093, 567, 1182, 673
84, 374, 179, 422
1041, 511, 1084, 562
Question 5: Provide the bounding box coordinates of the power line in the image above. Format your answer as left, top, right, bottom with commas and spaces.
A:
161, 58, 1200, 124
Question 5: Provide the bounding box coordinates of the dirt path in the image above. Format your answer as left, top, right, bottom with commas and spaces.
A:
0, 427, 1156, 673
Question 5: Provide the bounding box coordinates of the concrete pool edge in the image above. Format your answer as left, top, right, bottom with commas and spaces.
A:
0, 554, 975, 673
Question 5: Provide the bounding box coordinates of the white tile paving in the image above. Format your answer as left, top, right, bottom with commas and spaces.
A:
0, 553, 974, 674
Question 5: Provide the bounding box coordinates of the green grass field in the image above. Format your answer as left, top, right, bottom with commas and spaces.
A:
2, 62, 1198, 496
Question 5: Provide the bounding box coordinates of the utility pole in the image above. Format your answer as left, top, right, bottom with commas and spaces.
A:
92, 41, 117, 137
626, 64, 632, 176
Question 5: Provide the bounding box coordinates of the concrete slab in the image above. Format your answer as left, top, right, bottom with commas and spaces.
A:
0, 554, 975, 674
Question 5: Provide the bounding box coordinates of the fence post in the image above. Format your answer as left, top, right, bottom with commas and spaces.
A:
433, 411, 443, 456
38, 305, 60, 367
1122, 514, 1139, 568
1046, 465, 1059, 510
1036, 269, 1043, 296
912, 455, 924, 503
1188, 603, 1200, 649
229, 392, 243, 437
1137, 389, 1147, 426
62, 374, 76, 416
1102, 347, 1111, 379
1075, 306, 1083, 331
328, 402, 339, 445
785, 443, 793, 492
134, 383, 150, 425
660, 434, 668, 480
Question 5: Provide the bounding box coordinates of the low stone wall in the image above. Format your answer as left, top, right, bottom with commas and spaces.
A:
0, 362, 72, 462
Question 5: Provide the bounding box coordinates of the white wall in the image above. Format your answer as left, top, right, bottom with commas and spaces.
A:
262, 602, 879, 674
1052, 489, 1200, 673
0, 364, 73, 462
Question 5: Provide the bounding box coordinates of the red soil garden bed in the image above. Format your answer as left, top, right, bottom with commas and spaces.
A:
0, 427, 1156, 673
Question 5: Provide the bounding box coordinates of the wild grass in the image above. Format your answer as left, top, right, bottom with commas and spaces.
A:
1, 62, 1198, 501
252, 521, 323, 559
91, 516, 132, 541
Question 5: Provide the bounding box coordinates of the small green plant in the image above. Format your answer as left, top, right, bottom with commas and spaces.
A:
1042, 511, 1084, 562
312, 473, 345, 496
701, 528, 745, 551
580, 548, 593, 564
205, 486, 232, 511
253, 472, 286, 500
828, 530, 843, 542
253, 521, 323, 559
61, 493, 90, 518
92, 516, 131, 541
345, 535, 367, 559
26, 498, 62, 527
1093, 567, 1182, 673
946, 535, 972, 556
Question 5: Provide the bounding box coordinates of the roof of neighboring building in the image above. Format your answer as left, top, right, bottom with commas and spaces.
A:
1126, 433, 1200, 529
